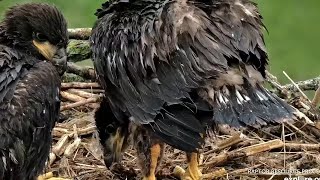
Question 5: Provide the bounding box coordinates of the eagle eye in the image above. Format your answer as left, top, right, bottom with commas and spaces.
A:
33, 32, 48, 42
106, 124, 115, 134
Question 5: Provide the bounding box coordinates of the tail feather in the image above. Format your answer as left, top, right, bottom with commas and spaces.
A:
212, 79, 294, 128
148, 78, 295, 152
151, 105, 205, 152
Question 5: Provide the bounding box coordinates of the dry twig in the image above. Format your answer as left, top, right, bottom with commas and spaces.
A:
312, 85, 320, 107
283, 76, 320, 92
67, 89, 99, 99
60, 96, 101, 111
68, 28, 92, 40
67, 62, 96, 80
61, 82, 101, 89
204, 139, 284, 166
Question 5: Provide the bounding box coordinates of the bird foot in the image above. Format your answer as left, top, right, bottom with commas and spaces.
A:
142, 176, 156, 180
173, 166, 202, 180
37, 172, 72, 180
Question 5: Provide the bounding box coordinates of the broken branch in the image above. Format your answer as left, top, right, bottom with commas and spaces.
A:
312, 86, 320, 107
204, 133, 244, 155
60, 91, 98, 109
67, 62, 96, 80
61, 82, 101, 89
60, 96, 102, 111
68, 28, 92, 40
67, 40, 91, 63
204, 139, 284, 166
283, 76, 320, 92
67, 89, 99, 99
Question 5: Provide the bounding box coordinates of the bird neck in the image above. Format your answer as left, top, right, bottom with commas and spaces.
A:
0, 24, 16, 48
0, 23, 32, 56
0, 24, 9, 45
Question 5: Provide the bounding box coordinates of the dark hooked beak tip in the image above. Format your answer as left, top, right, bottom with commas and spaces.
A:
52, 48, 67, 76
104, 153, 122, 169
104, 155, 114, 169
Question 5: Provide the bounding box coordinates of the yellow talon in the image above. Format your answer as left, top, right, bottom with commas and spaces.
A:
37, 172, 71, 180
174, 165, 203, 180
142, 176, 156, 180
174, 153, 203, 180
37, 172, 53, 180
173, 165, 186, 177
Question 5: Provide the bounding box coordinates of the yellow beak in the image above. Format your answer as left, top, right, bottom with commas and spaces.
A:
33, 40, 57, 61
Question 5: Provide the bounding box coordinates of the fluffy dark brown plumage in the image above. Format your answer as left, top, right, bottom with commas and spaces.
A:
0, 3, 68, 180
91, 0, 296, 179
0, 3, 67, 55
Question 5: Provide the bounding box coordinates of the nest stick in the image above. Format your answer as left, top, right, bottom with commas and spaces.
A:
52, 127, 69, 137
312, 85, 320, 106
217, 133, 244, 149
67, 89, 99, 99
48, 152, 56, 166
53, 124, 96, 138
76, 89, 105, 93
236, 139, 283, 156
61, 91, 86, 102
204, 133, 244, 155
61, 82, 100, 89
283, 71, 310, 101
285, 122, 318, 143
52, 134, 70, 156
60, 96, 101, 111
73, 124, 79, 140
64, 138, 82, 158
283, 75, 320, 91
60, 91, 98, 109
266, 71, 284, 90
67, 62, 96, 80
74, 163, 106, 170
68, 28, 92, 39
77, 125, 96, 136
285, 143, 320, 151
204, 139, 283, 166
202, 168, 227, 179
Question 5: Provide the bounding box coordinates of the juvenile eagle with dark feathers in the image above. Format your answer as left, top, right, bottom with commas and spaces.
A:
91, 0, 295, 179
0, 3, 68, 180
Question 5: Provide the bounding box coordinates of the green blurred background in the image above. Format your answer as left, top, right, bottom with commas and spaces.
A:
0, 0, 319, 84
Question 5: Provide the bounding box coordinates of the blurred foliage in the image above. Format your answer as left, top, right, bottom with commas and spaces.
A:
0, 0, 319, 83
256, 0, 319, 84
0, 0, 104, 27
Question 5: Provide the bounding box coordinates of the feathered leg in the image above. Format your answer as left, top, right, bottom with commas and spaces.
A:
134, 127, 164, 180
174, 153, 202, 180
142, 143, 163, 180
